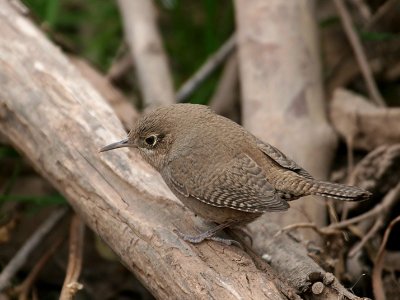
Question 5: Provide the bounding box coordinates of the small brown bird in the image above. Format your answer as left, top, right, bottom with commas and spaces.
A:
101, 104, 371, 245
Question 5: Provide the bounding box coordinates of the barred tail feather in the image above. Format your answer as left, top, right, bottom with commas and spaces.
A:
309, 180, 371, 201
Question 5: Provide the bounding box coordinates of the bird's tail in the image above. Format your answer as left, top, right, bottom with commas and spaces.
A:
305, 180, 371, 201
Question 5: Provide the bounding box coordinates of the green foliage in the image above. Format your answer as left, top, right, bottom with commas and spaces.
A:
359, 30, 400, 42
318, 16, 399, 42
0, 146, 20, 158
23, 0, 234, 104
1, 159, 21, 196
319, 16, 340, 28
22, 0, 60, 28
23, 0, 123, 71
160, 0, 234, 103
0, 194, 66, 206
0, 146, 66, 209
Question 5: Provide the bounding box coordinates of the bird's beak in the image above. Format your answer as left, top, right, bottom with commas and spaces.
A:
99, 138, 135, 152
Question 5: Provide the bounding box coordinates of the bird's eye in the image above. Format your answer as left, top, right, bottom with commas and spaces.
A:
144, 135, 157, 146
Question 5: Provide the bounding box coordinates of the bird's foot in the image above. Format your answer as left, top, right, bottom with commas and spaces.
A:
208, 236, 242, 248
174, 221, 241, 247
174, 229, 210, 243
174, 230, 241, 247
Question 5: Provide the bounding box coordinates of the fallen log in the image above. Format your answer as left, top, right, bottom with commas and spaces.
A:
0, 2, 285, 299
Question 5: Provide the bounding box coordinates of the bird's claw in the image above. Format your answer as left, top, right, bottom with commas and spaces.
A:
173, 229, 242, 248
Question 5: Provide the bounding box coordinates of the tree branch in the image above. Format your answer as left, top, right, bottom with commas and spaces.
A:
0, 208, 67, 291
176, 34, 236, 103
0, 2, 286, 298
333, 0, 385, 107
117, 0, 175, 106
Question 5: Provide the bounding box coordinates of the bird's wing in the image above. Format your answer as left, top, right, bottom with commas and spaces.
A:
165, 153, 289, 213
256, 139, 314, 179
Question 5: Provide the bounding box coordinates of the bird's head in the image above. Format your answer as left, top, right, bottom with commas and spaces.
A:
100, 104, 209, 170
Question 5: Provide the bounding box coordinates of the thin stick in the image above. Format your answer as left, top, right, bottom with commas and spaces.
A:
365, 0, 398, 30
372, 215, 400, 300
348, 216, 383, 257
346, 136, 354, 182
277, 183, 400, 239
176, 34, 236, 103
106, 47, 133, 82
117, 0, 175, 106
333, 0, 385, 107
341, 135, 353, 222
16, 237, 64, 300
0, 207, 67, 292
349, 0, 371, 23
276, 222, 340, 237
329, 182, 400, 230
59, 214, 85, 300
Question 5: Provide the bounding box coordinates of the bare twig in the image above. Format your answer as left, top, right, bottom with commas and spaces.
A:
15, 237, 64, 300
0, 214, 17, 244
60, 214, 85, 300
275, 222, 340, 237
117, 0, 175, 106
341, 135, 355, 222
372, 215, 400, 300
365, 0, 399, 30
349, 0, 371, 23
329, 182, 400, 230
348, 217, 383, 257
349, 144, 400, 196
346, 136, 354, 182
106, 50, 133, 82
329, 275, 366, 300
333, 0, 385, 107
176, 34, 236, 103
0, 207, 67, 292
276, 182, 400, 247
106, 43, 133, 81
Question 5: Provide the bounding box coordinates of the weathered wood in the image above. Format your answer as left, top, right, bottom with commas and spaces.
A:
330, 88, 400, 150
0, 2, 284, 299
69, 56, 139, 129
248, 224, 363, 300
117, 0, 175, 106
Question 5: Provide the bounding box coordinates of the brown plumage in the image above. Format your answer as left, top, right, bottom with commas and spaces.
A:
101, 104, 371, 244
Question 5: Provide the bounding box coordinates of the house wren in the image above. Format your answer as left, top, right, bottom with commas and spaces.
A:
101, 104, 371, 244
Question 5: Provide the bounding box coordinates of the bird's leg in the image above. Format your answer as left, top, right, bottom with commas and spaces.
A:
175, 221, 240, 246
230, 226, 253, 246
